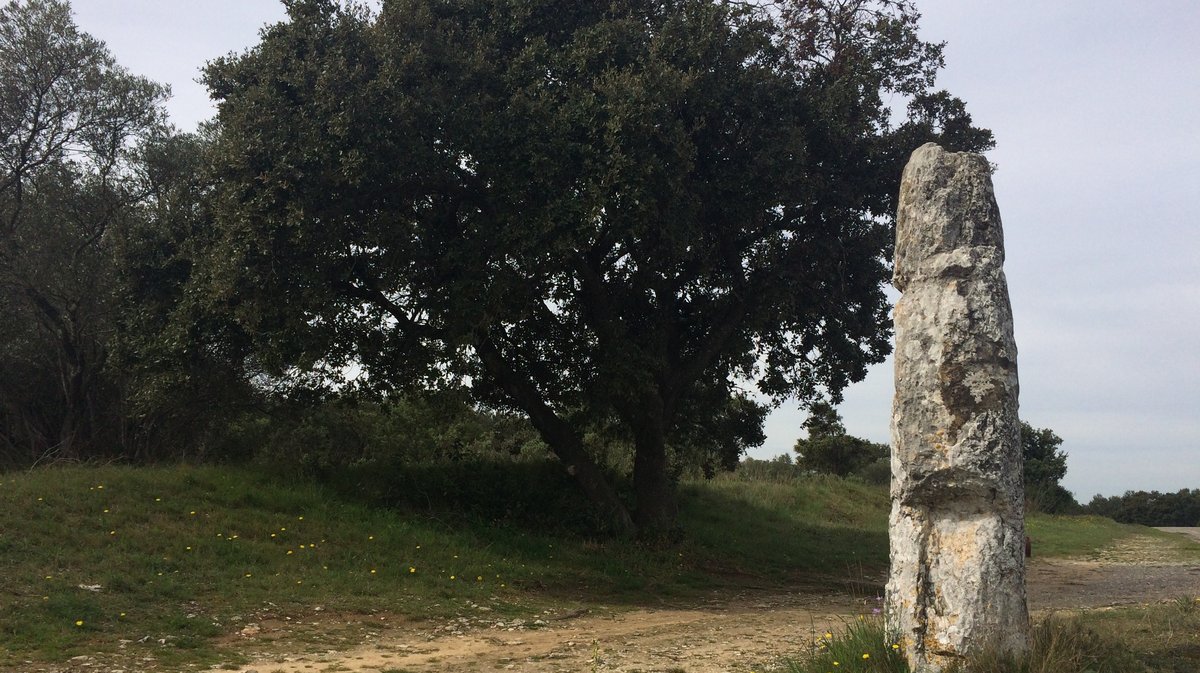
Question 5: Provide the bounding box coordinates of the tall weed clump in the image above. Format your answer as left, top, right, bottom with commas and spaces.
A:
788, 608, 1198, 673
784, 617, 907, 673
952, 617, 1143, 672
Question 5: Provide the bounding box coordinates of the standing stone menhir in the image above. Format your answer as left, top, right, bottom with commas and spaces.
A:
885, 143, 1029, 671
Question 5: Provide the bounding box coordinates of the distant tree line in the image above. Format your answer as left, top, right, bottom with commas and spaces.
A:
1085, 490, 1200, 527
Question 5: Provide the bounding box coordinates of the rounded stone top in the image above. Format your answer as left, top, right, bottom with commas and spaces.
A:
894, 143, 1004, 291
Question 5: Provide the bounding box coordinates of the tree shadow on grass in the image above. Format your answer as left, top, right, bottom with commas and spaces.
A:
312, 459, 890, 607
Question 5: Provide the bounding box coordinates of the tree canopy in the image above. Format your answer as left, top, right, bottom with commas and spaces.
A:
200, 0, 992, 535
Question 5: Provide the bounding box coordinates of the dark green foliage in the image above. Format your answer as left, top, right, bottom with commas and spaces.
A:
0, 2, 264, 466
793, 401, 889, 481
671, 390, 769, 479
734, 454, 809, 482
108, 132, 264, 462
323, 459, 611, 534
1086, 489, 1200, 527
229, 392, 616, 531
241, 392, 547, 474
1021, 422, 1067, 488
1020, 422, 1080, 513
0, 0, 169, 463
191, 0, 990, 535
795, 434, 890, 480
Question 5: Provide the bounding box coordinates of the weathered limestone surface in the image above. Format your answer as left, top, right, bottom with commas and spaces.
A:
886, 143, 1029, 671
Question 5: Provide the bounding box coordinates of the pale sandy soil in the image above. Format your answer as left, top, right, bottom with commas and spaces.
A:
215, 592, 862, 673
200, 530, 1200, 673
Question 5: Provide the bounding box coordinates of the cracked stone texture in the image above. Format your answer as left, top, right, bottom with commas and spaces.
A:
886, 143, 1029, 672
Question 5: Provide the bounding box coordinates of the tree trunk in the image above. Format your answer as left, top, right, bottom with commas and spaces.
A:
55, 325, 90, 462
475, 337, 635, 536
631, 414, 678, 540
533, 414, 636, 536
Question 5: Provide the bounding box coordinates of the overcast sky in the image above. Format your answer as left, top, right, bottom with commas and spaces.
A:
69, 1, 1198, 499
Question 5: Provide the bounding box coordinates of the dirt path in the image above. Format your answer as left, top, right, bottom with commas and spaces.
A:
220, 592, 862, 673
1158, 527, 1200, 544
1028, 529, 1200, 611
214, 530, 1200, 673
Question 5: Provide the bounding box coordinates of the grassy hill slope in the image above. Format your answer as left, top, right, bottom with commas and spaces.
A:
0, 464, 1189, 669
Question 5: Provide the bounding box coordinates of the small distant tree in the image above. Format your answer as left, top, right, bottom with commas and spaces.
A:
793, 401, 888, 479
1020, 421, 1079, 513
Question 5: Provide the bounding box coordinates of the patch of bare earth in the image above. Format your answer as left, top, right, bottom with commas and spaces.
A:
1028, 529, 1200, 612
203, 590, 865, 673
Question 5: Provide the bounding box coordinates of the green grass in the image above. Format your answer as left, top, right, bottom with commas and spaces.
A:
0, 465, 890, 668
1025, 514, 1152, 558
681, 474, 890, 586
1066, 598, 1200, 672
0, 464, 1184, 670
0, 465, 552, 668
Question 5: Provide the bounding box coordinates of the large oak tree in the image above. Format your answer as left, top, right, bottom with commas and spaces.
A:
202, 0, 991, 536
